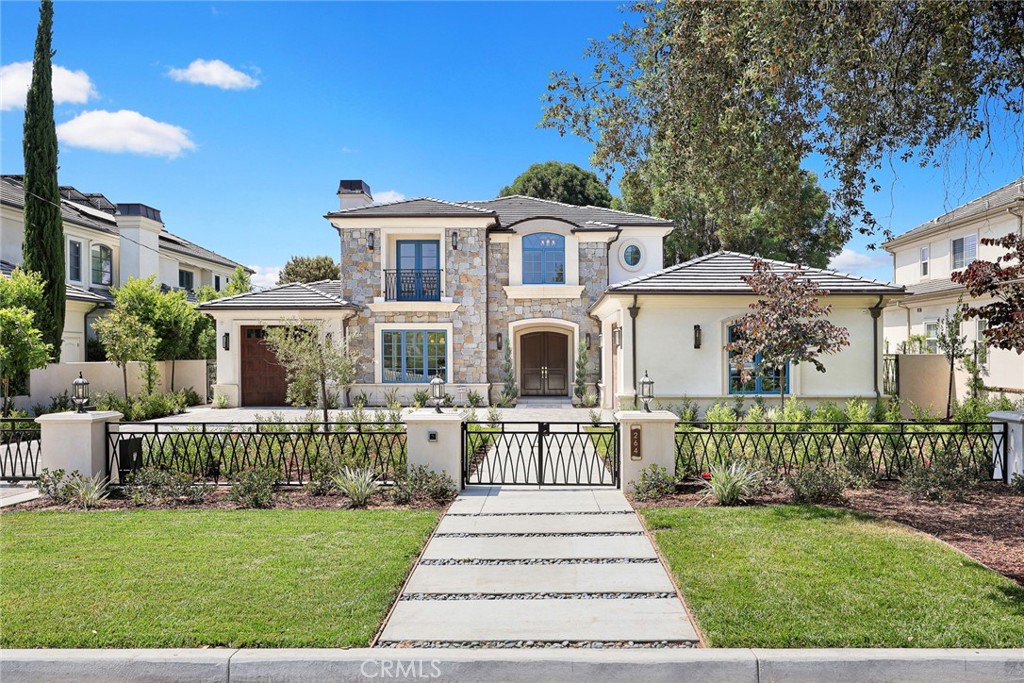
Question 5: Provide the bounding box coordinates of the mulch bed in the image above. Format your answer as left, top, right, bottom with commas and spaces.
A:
2, 487, 446, 513
633, 481, 1024, 585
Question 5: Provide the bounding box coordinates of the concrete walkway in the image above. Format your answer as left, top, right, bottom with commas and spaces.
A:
378, 486, 699, 647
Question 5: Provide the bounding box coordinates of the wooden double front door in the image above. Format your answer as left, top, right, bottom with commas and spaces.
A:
240, 326, 288, 407
520, 331, 569, 397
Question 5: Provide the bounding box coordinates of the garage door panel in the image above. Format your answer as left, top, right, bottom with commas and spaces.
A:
240, 326, 288, 406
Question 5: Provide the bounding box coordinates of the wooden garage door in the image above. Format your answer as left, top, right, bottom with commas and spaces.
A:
240, 326, 288, 407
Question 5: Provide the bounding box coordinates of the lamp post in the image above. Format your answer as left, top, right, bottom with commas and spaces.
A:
430, 375, 445, 413
72, 372, 90, 414
639, 371, 654, 413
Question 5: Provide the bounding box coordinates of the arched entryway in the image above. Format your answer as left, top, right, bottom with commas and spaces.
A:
519, 330, 571, 397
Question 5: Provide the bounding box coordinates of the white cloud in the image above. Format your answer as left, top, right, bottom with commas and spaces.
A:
167, 59, 260, 90
248, 265, 281, 290
57, 110, 196, 158
373, 190, 406, 204
829, 247, 890, 274
0, 61, 97, 111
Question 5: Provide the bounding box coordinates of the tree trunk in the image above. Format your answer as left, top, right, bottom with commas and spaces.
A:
780, 365, 787, 410
2, 377, 10, 417
946, 358, 955, 419
122, 364, 129, 400
171, 359, 176, 391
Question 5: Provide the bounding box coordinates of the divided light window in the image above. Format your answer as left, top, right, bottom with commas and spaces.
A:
68, 240, 82, 282
924, 322, 939, 354
952, 235, 977, 270
522, 233, 565, 285
920, 246, 929, 277
727, 325, 788, 395
178, 269, 194, 291
91, 245, 112, 286
214, 275, 221, 291
382, 330, 447, 383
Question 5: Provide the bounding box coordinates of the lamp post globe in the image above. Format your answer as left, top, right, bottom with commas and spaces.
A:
72, 372, 90, 414
639, 371, 654, 413
430, 375, 446, 413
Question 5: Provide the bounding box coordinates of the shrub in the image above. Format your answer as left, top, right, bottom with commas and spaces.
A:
487, 405, 501, 428
1010, 473, 1024, 496
181, 387, 204, 407
229, 469, 277, 508
902, 461, 978, 502
391, 465, 458, 505
124, 467, 213, 505
68, 473, 109, 509
213, 394, 229, 409
94, 390, 188, 421
412, 389, 430, 409
581, 391, 599, 408
699, 461, 763, 506
630, 464, 676, 502
31, 391, 74, 416
332, 466, 381, 507
304, 475, 336, 497
467, 389, 483, 407
34, 468, 76, 504
788, 467, 847, 504
704, 402, 737, 426
589, 408, 602, 427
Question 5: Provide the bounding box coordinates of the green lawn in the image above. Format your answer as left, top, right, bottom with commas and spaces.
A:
1, 509, 438, 648
642, 505, 1024, 648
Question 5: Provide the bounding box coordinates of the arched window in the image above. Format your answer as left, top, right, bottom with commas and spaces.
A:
91, 245, 112, 286
522, 233, 565, 285
727, 325, 788, 395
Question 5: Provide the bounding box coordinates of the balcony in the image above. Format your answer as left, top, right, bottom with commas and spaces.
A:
384, 269, 442, 302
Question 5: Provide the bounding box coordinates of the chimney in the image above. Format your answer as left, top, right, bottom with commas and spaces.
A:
115, 203, 163, 283
337, 179, 373, 211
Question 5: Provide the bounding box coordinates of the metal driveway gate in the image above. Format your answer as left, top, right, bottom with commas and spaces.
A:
462, 421, 619, 487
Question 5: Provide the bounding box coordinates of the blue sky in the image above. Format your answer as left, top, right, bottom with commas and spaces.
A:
2, 2, 1021, 287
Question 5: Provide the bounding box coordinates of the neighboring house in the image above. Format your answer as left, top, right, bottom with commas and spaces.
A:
882, 176, 1024, 397
0, 174, 250, 362
203, 179, 901, 409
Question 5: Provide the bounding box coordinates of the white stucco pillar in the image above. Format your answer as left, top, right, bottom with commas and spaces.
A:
988, 411, 1024, 482
35, 411, 123, 479
403, 409, 467, 485
614, 409, 678, 493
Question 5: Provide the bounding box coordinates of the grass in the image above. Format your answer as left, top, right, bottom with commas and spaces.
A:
642, 505, 1024, 648
0, 508, 438, 648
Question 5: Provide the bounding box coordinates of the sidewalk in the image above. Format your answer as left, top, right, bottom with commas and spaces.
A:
377, 486, 699, 647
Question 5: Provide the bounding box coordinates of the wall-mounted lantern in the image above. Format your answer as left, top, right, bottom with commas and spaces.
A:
451, 230, 459, 251
430, 375, 446, 413
367, 231, 375, 251
496, 332, 503, 350
585, 333, 592, 350
638, 371, 654, 413
222, 333, 230, 351
72, 372, 90, 413
612, 327, 622, 349
694, 324, 702, 349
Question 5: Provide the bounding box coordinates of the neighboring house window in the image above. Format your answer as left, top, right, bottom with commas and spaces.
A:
727, 325, 788, 394
924, 321, 938, 354
214, 275, 221, 291
522, 233, 565, 285
91, 245, 112, 286
68, 240, 82, 282
178, 269, 194, 291
952, 235, 977, 270
920, 246, 929, 277
382, 330, 447, 383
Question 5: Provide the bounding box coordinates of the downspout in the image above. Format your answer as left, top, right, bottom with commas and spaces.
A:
628, 294, 640, 407
869, 295, 884, 400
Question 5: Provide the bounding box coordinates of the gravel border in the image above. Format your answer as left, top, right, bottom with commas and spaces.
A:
400, 592, 678, 601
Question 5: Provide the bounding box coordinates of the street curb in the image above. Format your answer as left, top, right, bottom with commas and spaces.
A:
3, 648, 1024, 683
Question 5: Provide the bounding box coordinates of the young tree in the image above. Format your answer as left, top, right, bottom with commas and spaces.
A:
263, 320, 358, 424
544, 2, 1024, 241
951, 233, 1024, 353
224, 266, 253, 297
935, 299, 969, 419
21, 0, 65, 360
277, 256, 340, 284
725, 259, 850, 408
0, 308, 51, 416
0, 268, 46, 324
94, 309, 157, 399
499, 344, 518, 407
574, 339, 589, 400
500, 161, 613, 207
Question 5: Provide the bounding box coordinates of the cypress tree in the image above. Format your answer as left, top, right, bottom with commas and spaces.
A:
22, 0, 65, 362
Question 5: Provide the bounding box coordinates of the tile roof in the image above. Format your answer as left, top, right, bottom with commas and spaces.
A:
903, 278, 965, 299
1, 259, 111, 305
325, 194, 673, 230
1, 175, 118, 235
158, 232, 249, 273
884, 176, 1024, 248
605, 251, 903, 295
199, 280, 359, 311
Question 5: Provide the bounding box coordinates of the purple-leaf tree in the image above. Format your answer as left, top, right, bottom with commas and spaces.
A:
951, 233, 1024, 354
725, 259, 850, 408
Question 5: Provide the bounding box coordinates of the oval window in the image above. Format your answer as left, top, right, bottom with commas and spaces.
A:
623, 244, 642, 267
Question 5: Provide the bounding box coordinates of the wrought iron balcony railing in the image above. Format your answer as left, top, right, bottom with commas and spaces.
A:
384, 269, 442, 302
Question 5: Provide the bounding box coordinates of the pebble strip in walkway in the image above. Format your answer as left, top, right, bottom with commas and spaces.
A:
377, 486, 699, 648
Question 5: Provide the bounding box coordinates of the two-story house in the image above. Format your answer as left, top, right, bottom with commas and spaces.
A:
0, 174, 250, 362
202, 179, 902, 409
882, 175, 1024, 397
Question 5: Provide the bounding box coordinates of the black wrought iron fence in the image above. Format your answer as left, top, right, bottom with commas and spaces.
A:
883, 354, 899, 396
0, 417, 40, 481
675, 421, 1007, 482
107, 422, 406, 485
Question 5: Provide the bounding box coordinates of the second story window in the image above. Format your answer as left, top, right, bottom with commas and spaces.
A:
91, 245, 112, 286
214, 275, 221, 291
68, 240, 82, 282
523, 232, 565, 285
178, 269, 194, 291
952, 235, 977, 270
920, 246, 929, 277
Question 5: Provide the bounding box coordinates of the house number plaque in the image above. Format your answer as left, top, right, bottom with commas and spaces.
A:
630, 425, 642, 461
